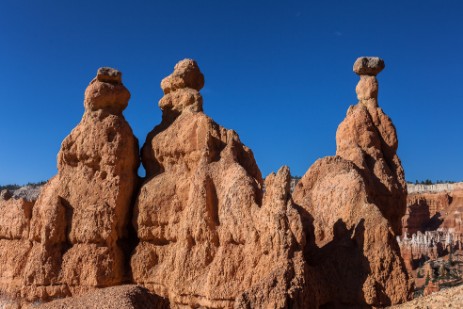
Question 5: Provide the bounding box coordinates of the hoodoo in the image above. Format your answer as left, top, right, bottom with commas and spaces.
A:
293, 57, 412, 308
337, 57, 407, 235
0, 68, 140, 302
0, 58, 417, 308
131, 59, 308, 308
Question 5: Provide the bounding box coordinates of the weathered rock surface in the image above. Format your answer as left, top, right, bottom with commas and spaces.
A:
131, 59, 308, 308
292, 57, 412, 308
0, 67, 139, 302
0, 195, 35, 305
0, 196, 34, 240
36, 285, 169, 309
441, 193, 463, 235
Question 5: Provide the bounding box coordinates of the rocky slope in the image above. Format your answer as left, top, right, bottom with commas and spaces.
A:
36, 285, 169, 309
388, 284, 463, 309
293, 57, 412, 308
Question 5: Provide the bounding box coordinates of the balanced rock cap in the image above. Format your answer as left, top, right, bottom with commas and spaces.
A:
97, 67, 122, 84
353, 57, 385, 76
161, 59, 205, 94
84, 67, 130, 113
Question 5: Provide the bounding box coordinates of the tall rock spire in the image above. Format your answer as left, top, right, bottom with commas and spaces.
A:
293, 57, 412, 308
336, 57, 406, 235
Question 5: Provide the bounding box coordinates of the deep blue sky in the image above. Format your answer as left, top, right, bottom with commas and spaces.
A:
1, 1, 462, 185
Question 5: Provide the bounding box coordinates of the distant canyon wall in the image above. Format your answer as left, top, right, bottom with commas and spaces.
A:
407, 183, 463, 194
399, 183, 463, 273
402, 183, 463, 236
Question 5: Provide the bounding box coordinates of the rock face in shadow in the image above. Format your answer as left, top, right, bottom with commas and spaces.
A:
403, 192, 451, 236
292, 57, 412, 308
131, 59, 308, 308
0, 68, 140, 302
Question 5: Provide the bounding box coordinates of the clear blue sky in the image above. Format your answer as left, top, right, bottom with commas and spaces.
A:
1, 0, 462, 185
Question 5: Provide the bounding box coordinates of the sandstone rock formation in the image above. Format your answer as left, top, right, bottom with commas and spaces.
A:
131, 59, 308, 308
336, 57, 407, 235
440, 191, 463, 233
0, 68, 139, 302
0, 194, 35, 305
292, 57, 412, 308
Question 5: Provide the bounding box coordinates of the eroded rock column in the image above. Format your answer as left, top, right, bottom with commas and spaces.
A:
19, 68, 139, 301
337, 57, 407, 235
131, 59, 307, 308
293, 57, 412, 308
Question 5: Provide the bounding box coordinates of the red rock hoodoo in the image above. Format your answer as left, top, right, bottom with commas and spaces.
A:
292, 57, 412, 308
0, 68, 140, 302
131, 59, 308, 308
